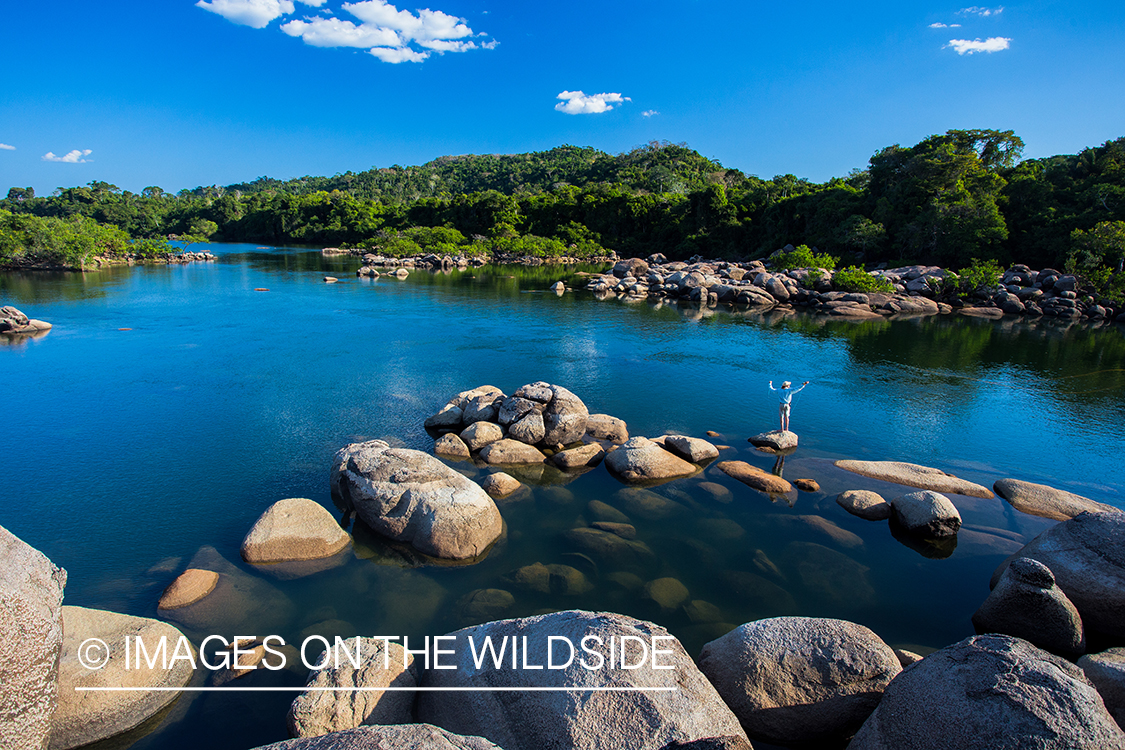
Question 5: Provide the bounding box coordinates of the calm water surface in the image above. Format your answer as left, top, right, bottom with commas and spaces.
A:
3, 244, 1124, 749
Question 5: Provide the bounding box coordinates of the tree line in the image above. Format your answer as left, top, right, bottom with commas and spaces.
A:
3, 134, 1123, 277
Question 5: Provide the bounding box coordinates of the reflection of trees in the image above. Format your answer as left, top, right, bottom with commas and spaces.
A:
0, 269, 111, 303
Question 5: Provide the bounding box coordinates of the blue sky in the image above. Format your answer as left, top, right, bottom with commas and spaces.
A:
2, 0, 1123, 196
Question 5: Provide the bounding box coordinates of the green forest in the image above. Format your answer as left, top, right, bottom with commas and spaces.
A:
2, 131, 1124, 279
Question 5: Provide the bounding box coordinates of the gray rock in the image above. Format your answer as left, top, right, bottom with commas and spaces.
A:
435, 433, 471, 459
240, 497, 351, 570
0, 526, 66, 750
455, 589, 514, 622
463, 393, 504, 424
51, 607, 194, 750
972, 557, 1085, 656
584, 413, 629, 443
994, 477, 1117, 521
890, 490, 962, 537
990, 510, 1125, 637
664, 436, 719, 463
478, 439, 547, 465
604, 437, 698, 483
836, 490, 891, 520
540, 383, 589, 447
460, 422, 504, 452
416, 611, 748, 750
0, 306, 52, 334
502, 563, 592, 595
748, 430, 797, 451
498, 396, 541, 427
562, 527, 656, 569
424, 404, 464, 430
848, 634, 1125, 750
481, 472, 521, 499
586, 500, 630, 524
699, 616, 900, 745
590, 521, 636, 539
835, 460, 994, 498
287, 638, 416, 738
331, 440, 503, 559
507, 412, 546, 445
251, 724, 503, 750
1078, 648, 1125, 728
552, 442, 605, 470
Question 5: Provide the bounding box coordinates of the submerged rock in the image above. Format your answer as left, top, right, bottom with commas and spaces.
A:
717, 461, 792, 494
416, 610, 748, 750
848, 634, 1125, 750
331, 440, 502, 560
51, 607, 195, 750
0, 525, 66, 750
835, 460, 993, 498
157, 568, 218, 609
699, 617, 901, 745
240, 497, 350, 567
993, 477, 1116, 521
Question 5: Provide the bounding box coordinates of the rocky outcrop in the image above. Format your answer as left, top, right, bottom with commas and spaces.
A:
834, 460, 994, 498
585, 413, 629, 443
604, 437, 699, 483
240, 498, 351, 569
994, 477, 1117, 521
663, 435, 719, 463
0, 525, 66, 750
251, 724, 504, 750
972, 557, 1085, 656
0, 305, 52, 335
416, 610, 749, 750
990, 510, 1125, 638
890, 490, 962, 537
287, 638, 416, 738
747, 430, 797, 451
848, 634, 1125, 750
331, 440, 503, 560
699, 617, 901, 745
836, 490, 892, 520
51, 606, 195, 750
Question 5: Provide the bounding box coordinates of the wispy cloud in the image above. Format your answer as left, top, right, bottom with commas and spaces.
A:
195, 0, 295, 29
959, 6, 1004, 16
948, 36, 1011, 54
642, 110, 659, 118
43, 149, 93, 163
555, 91, 631, 115
928, 22, 961, 28
202, 0, 494, 64
0, 143, 15, 151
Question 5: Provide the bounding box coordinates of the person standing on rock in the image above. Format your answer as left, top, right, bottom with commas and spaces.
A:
770, 380, 809, 432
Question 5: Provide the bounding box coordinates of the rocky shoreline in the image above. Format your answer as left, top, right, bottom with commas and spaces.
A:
3, 381, 1124, 750
0, 250, 217, 272
581, 252, 1125, 325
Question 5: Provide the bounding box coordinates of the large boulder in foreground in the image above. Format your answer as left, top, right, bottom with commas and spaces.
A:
993, 477, 1117, 521
990, 510, 1125, 638
698, 617, 900, 745
287, 638, 416, 738
0, 525, 66, 750
848, 634, 1125, 750
605, 437, 698, 483
835, 460, 993, 498
251, 724, 503, 749
416, 610, 748, 750
331, 440, 502, 560
241, 498, 351, 577
51, 606, 195, 750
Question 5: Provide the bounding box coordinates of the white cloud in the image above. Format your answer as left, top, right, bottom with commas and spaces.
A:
948, 36, 1011, 54
368, 46, 430, 63
928, 22, 961, 28
344, 1, 472, 44
959, 6, 1004, 16
642, 110, 659, 117
0, 143, 14, 150
555, 91, 631, 115
418, 38, 478, 52
195, 0, 295, 28
43, 149, 93, 163
298, 0, 327, 5
281, 16, 400, 47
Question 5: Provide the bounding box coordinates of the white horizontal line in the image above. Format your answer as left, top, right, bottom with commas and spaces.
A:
76, 686, 679, 693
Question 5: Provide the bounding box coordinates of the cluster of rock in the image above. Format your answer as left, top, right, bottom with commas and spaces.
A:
0, 305, 52, 336
326, 247, 616, 271
580, 252, 1125, 324
423, 383, 721, 488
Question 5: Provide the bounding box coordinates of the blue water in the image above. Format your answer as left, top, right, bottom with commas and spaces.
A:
2, 244, 1123, 749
